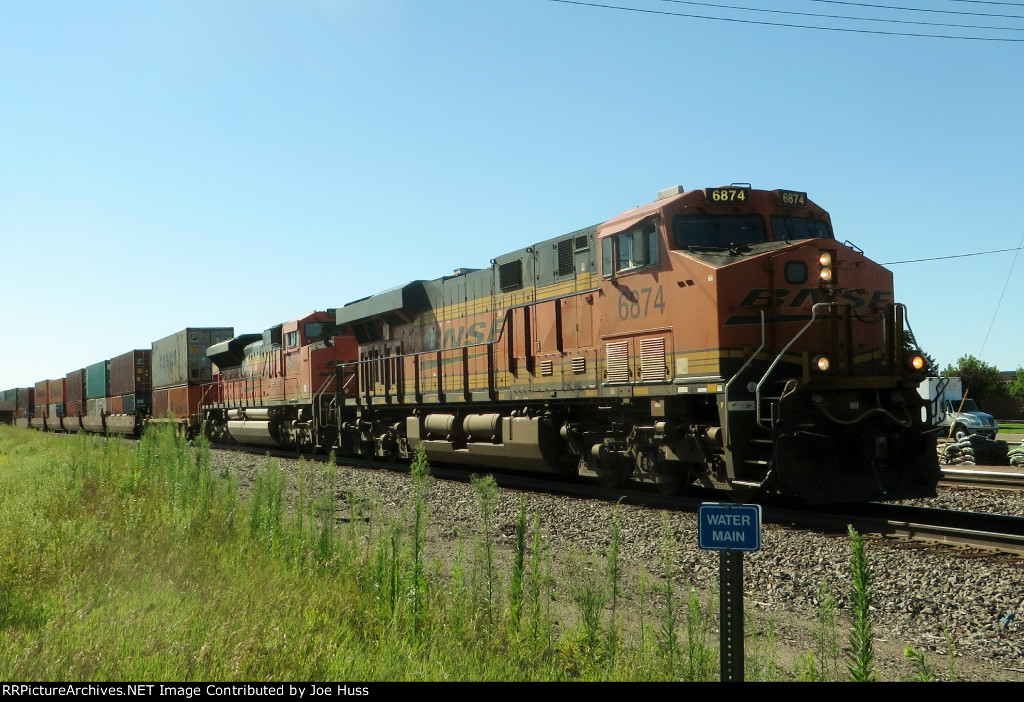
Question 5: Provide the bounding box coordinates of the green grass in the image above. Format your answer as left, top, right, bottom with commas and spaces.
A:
0, 425, 707, 680
0, 424, 930, 682
999, 422, 1024, 433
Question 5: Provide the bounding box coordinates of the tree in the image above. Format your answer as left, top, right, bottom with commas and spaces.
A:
1005, 368, 1024, 405
941, 355, 1003, 402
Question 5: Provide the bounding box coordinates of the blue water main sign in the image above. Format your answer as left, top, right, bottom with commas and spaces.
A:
698, 503, 762, 552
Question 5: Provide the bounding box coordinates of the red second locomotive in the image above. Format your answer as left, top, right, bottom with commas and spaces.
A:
204, 311, 357, 451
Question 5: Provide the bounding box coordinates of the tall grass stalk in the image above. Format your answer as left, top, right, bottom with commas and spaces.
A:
684, 590, 716, 681
569, 553, 607, 658
815, 579, 841, 681
944, 625, 960, 682
904, 647, 936, 681
524, 510, 551, 654
605, 502, 623, 666
847, 525, 877, 682
471, 474, 500, 631
509, 497, 528, 631
408, 444, 430, 637
655, 514, 681, 678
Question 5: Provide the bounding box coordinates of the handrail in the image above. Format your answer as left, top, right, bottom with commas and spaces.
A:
756, 302, 830, 428
311, 370, 336, 425
722, 309, 766, 447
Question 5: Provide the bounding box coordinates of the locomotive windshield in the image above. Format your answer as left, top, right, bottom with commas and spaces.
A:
671, 214, 766, 250
771, 216, 832, 241
305, 322, 347, 338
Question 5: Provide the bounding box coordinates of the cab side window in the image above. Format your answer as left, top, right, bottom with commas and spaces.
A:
601, 220, 659, 277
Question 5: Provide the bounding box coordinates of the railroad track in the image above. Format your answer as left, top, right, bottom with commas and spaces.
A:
213, 443, 1024, 556
766, 501, 1024, 556
940, 467, 1024, 492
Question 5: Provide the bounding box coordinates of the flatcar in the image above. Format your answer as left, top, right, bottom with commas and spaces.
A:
328, 184, 939, 503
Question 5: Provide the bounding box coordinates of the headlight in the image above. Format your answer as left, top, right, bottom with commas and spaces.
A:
908, 354, 927, 371
818, 249, 837, 287
814, 355, 831, 372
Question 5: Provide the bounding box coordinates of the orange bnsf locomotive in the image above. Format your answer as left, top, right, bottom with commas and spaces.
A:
323, 184, 938, 503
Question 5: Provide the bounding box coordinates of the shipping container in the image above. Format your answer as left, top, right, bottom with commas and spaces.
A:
86, 360, 111, 400
34, 380, 48, 412
48, 378, 66, 405
151, 328, 233, 389
66, 369, 86, 404
49, 403, 65, 418
65, 400, 83, 418
110, 350, 152, 396
17, 388, 34, 411
0, 390, 13, 419
86, 397, 107, 417
107, 395, 123, 415
15, 388, 34, 419
122, 393, 151, 414
153, 384, 206, 419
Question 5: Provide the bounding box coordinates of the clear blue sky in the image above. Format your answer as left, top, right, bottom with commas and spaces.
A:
2, 0, 1022, 391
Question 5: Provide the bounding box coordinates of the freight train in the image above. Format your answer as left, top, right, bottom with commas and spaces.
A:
3, 184, 941, 504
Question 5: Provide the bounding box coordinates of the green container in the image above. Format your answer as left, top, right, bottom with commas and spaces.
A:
86, 360, 111, 400
0, 388, 16, 404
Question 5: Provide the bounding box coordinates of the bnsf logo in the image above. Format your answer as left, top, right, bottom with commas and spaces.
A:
423, 320, 498, 351
738, 288, 893, 309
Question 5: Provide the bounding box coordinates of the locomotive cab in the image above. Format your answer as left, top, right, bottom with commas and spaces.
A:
589, 185, 936, 502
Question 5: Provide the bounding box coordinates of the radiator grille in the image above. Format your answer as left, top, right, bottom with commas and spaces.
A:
639, 337, 666, 382
571, 356, 586, 374
540, 360, 553, 377
605, 342, 629, 383
557, 239, 574, 277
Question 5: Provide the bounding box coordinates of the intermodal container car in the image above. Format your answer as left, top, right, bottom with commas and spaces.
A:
110, 350, 152, 396
152, 328, 233, 389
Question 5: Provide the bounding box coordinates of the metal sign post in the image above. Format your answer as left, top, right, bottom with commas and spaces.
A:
698, 502, 763, 683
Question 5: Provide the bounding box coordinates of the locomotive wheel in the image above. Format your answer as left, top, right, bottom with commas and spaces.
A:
654, 463, 685, 495
593, 459, 626, 489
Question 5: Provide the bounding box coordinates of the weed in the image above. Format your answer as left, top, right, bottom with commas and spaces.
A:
847, 525, 876, 682
903, 647, 936, 682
